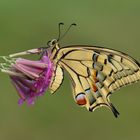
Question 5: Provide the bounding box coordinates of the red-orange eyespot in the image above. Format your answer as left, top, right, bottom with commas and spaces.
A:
92, 84, 97, 92
76, 94, 87, 105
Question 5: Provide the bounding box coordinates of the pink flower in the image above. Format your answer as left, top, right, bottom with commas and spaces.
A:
0, 52, 53, 105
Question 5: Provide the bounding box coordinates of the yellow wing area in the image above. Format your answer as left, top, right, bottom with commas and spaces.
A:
55, 45, 140, 117
49, 65, 64, 94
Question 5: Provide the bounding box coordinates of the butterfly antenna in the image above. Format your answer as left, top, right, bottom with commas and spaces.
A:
58, 23, 77, 41
57, 22, 64, 41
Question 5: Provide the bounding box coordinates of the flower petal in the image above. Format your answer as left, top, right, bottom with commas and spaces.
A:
16, 58, 48, 68
8, 52, 54, 105
11, 76, 27, 100
13, 64, 40, 79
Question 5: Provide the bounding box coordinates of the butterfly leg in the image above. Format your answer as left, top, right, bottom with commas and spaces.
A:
9, 48, 44, 58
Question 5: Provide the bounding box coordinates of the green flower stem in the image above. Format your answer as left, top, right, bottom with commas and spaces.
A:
0, 63, 11, 69
0, 56, 16, 64
0, 69, 25, 78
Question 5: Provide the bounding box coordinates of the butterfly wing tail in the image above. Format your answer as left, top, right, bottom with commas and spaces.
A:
109, 102, 120, 118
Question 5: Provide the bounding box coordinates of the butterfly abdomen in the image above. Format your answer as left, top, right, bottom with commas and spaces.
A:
49, 65, 64, 94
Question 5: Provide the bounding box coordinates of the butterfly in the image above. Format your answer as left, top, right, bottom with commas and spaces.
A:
7, 23, 140, 117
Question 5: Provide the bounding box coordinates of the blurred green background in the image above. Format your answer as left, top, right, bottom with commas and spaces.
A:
0, 0, 140, 140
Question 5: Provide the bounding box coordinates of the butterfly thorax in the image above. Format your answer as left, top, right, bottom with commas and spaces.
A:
47, 39, 60, 62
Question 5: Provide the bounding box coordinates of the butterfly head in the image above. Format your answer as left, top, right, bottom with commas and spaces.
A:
47, 39, 60, 50
47, 39, 57, 47
45, 39, 60, 59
